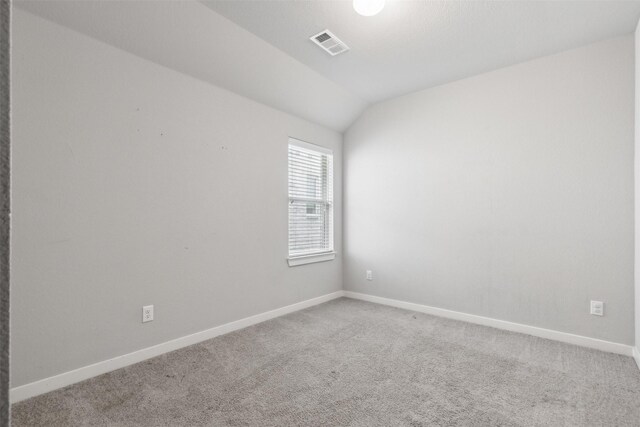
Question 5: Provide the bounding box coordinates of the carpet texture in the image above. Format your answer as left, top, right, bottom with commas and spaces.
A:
12, 298, 640, 426
0, 0, 10, 424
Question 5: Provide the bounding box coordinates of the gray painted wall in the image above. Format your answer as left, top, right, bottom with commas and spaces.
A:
11, 9, 343, 388
635, 21, 640, 354
344, 36, 635, 345
1, 0, 10, 423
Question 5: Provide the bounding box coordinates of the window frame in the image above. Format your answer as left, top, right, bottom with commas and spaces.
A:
287, 137, 336, 267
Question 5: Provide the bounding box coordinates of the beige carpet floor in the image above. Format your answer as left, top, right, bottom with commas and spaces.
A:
12, 297, 640, 426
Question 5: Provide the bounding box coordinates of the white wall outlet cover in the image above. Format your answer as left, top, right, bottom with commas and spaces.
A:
142, 305, 154, 323
590, 300, 604, 316
366, 270, 373, 281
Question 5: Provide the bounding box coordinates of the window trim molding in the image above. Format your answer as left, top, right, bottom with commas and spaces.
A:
287, 137, 335, 266
288, 137, 333, 155
287, 252, 336, 267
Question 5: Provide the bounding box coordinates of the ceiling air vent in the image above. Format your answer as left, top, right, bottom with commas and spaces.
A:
310, 30, 349, 56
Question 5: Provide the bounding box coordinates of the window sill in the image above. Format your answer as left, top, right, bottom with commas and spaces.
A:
287, 252, 336, 267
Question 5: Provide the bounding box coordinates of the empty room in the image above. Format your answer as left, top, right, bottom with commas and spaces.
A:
2, 0, 640, 425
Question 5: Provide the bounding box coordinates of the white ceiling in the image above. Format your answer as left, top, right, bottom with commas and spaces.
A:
14, 0, 367, 132
14, 1, 640, 131
205, 0, 640, 103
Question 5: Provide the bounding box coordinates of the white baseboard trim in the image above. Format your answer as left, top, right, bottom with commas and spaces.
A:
10, 290, 345, 403
344, 291, 633, 357
11, 290, 635, 403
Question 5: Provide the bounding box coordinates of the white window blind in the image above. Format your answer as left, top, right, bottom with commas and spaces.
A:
288, 138, 334, 259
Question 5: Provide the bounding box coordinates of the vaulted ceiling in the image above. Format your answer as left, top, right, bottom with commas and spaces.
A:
14, 0, 367, 131
15, 0, 640, 132
206, 0, 640, 103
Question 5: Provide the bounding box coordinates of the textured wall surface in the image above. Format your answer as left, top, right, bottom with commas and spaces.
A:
11, 9, 342, 388
1, 0, 10, 423
344, 36, 635, 345
635, 20, 640, 357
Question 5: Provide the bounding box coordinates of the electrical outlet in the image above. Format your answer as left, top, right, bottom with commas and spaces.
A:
590, 300, 603, 316
142, 305, 154, 323
366, 270, 373, 281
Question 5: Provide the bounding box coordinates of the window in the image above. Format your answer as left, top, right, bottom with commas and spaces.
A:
288, 138, 335, 266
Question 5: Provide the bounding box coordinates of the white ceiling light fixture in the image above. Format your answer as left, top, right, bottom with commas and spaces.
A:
353, 0, 385, 16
